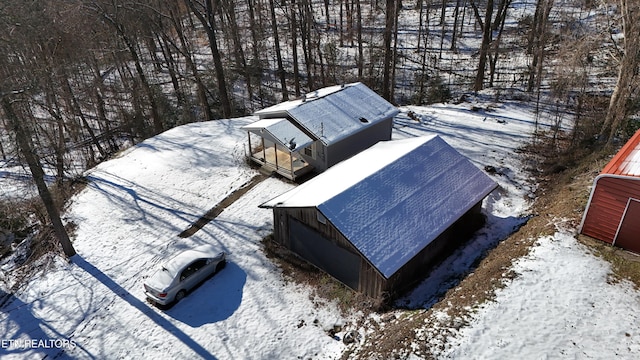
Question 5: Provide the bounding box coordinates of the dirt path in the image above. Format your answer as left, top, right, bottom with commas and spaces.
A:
179, 174, 268, 238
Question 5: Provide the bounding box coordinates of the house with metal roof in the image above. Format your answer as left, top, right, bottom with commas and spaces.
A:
580, 129, 640, 253
260, 135, 498, 298
242, 82, 399, 180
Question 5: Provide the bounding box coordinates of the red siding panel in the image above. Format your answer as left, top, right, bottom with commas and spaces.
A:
582, 176, 640, 243
615, 200, 640, 253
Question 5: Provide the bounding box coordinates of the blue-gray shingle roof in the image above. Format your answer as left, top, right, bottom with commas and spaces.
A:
262, 136, 497, 278
254, 83, 399, 145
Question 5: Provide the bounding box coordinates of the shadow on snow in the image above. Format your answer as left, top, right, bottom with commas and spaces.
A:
396, 211, 531, 309
0, 288, 87, 359
165, 261, 246, 327
72, 256, 221, 360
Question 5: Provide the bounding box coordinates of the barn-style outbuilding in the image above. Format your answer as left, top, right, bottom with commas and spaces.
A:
260, 136, 498, 298
580, 129, 640, 253
242, 82, 399, 180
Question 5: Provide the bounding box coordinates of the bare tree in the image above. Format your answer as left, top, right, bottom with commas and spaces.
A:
600, 0, 640, 145
527, 0, 554, 93
268, 0, 289, 101
470, 0, 512, 92
298, 0, 316, 90
2, 98, 76, 257
290, 0, 302, 97
164, 2, 215, 121
0, 2, 77, 256
86, 1, 165, 134
382, 0, 396, 101
184, 0, 233, 118
356, 0, 364, 78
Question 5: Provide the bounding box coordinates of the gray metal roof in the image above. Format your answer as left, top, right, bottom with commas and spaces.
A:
241, 118, 314, 152
262, 136, 498, 278
254, 83, 399, 145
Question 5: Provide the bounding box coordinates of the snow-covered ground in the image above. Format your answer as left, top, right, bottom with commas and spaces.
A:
445, 230, 640, 358
2, 99, 640, 359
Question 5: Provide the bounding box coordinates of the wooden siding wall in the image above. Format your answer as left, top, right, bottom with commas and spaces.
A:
384, 203, 485, 299
582, 176, 640, 243
272, 207, 387, 297
273, 202, 486, 299
273, 207, 354, 250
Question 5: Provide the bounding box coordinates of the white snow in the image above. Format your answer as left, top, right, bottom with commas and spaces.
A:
2, 99, 640, 359
445, 229, 640, 359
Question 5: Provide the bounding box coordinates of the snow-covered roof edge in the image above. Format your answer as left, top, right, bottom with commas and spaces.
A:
314, 137, 498, 278
254, 83, 359, 116
260, 136, 437, 209
241, 118, 314, 152
602, 129, 640, 177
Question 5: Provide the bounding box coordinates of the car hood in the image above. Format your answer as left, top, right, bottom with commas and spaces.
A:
145, 268, 174, 291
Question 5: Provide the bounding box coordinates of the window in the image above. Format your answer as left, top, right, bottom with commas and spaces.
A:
304, 142, 316, 159
180, 259, 207, 281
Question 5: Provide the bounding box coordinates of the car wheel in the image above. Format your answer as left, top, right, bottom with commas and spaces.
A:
175, 290, 186, 303
215, 259, 227, 273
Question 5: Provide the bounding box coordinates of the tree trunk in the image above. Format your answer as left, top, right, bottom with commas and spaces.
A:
269, 0, 289, 100
417, 0, 424, 52
220, 0, 254, 104
63, 76, 107, 159
356, 0, 364, 78
168, 7, 214, 121
2, 97, 76, 258
439, 0, 446, 59
382, 0, 395, 100
451, 0, 462, 51
99, 11, 165, 134
473, 0, 494, 92
527, 0, 553, 93
601, 0, 640, 145
290, 0, 302, 97
302, 0, 318, 89
488, 0, 511, 87
340, 0, 345, 47
184, 0, 233, 118
391, 0, 400, 101
246, 0, 266, 106
157, 33, 186, 110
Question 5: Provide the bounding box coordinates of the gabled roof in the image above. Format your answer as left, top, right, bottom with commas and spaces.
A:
241, 118, 314, 152
254, 82, 399, 145
602, 129, 640, 177
262, 136, 498, 278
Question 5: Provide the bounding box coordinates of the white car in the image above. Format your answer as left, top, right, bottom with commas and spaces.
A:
144, 244, 226, 307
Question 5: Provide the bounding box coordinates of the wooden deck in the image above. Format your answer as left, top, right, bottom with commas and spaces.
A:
249, 146, 313, 180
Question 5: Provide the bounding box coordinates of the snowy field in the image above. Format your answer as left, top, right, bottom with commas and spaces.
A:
2, 99, 640, 359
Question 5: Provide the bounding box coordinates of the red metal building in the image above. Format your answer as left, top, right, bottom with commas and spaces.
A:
580, 130, 640, 253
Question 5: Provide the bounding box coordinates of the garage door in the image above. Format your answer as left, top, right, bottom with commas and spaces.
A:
615, 198, 640, 254
289, 218, 360, 289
